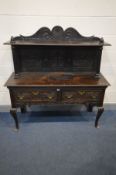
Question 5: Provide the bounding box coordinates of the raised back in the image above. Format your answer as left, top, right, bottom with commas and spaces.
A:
9, 26, 105, 46
7, 26, 110, 76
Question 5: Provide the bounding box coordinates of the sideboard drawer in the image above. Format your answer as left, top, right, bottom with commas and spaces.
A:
11, 87, 104, 106
62, 89, 104, 104
12, 88, 57, 104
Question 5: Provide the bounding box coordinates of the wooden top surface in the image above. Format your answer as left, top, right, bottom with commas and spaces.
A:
5, 72, 110, 87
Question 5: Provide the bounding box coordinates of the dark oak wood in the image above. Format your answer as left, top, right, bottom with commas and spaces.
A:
87, 104, 93, 112
95, 107, 104, 128
10, 108, 19, 129
10, 45, 103, 76
5, 72, 109, 87
4, 26, 110, 129
6, 72, 109, 128
4, 26, 110, 77
4, 26, 111, 46
20, 106, 26, 113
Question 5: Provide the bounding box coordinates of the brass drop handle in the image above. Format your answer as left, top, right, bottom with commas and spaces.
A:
18, 95, 24, 100
66, 95, 73, 99
48, 96, 53, 99
92, 95, 96, 99
32, 91, 39, 95
78, 91, 85, 95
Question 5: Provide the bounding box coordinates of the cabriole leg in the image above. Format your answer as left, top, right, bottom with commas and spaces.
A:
95, 107, 104, 128
10, 108, 19, 129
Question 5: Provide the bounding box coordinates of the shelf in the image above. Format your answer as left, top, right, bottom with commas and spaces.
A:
4, 40, 111, 46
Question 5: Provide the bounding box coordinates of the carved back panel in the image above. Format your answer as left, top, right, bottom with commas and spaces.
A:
11, 26, 104, 75
12, 45, 101, 74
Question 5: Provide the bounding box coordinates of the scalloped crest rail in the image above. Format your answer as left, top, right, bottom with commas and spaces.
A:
4, 26, 110, 46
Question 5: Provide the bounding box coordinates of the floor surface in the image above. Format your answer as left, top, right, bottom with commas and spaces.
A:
0, 107, 116, 175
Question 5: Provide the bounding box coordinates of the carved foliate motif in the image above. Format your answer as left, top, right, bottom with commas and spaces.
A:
11, 26, 104, 44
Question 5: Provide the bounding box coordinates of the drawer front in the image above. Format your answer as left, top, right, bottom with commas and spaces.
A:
12, 88, 57, 104
62, 89, 104, 104
11, 87, 105, 106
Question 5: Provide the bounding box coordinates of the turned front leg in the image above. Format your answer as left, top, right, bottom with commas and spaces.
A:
10, 108, 19, 129
95, 107, 104, 128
